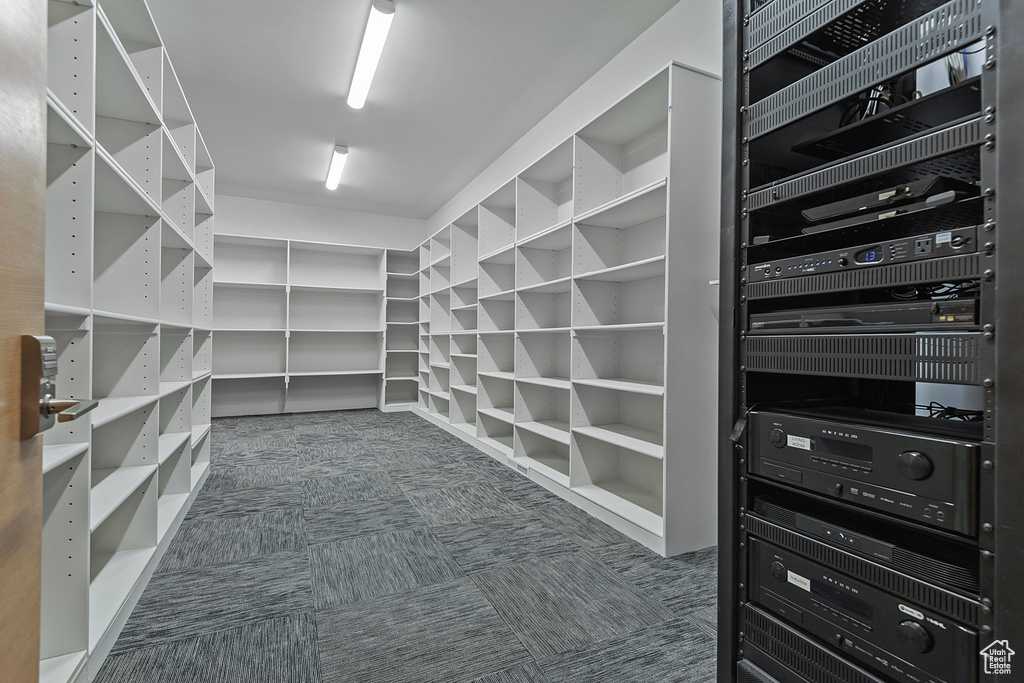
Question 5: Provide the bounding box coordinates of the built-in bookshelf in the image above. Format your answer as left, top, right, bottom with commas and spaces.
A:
412, 64, 721, 556
42, 0, 215, 679
210, 235, 390, 416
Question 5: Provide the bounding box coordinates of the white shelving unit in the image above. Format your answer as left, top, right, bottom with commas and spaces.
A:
210, 235, 389, 416
382, 249, 420, 410
411, 63, 721, 556
42, 0, 215, 678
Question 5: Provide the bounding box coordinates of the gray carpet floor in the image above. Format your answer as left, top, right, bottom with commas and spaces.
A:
96, 409, 718, 683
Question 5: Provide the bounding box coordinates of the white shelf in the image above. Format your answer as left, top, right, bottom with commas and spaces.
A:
477, 406, 514, 423
158, 380, 191, 398
212, 280, 286, 289
573, 378, 664, 396
428, 390, 450, 401
572, 424, 664, 460
192, 423, 212, 447
89, 547, 157, 652
451, 353, 478, 359
42, 443, 89, 474
289, 370, 384, 377
90, 465, 157, 532
212, 372, 287, 380
572, 483, 662, 536
158, 432, 191, 464
478, 370, 515, 381
91, 395, 159, 428
39, 651, 86, 683
576, 255, 666, 283
289, 284, 384, 294
450, 384, 478, 395
517, 419, 570, 445
516, 454, 570, 487
478, 288, 516, 302
516, 375, 571, 390
478, 434, 514, 453
193, 370, 212, 381
573, 322, 665, 333
157, 493, 190, 541
517, 276, 572, 294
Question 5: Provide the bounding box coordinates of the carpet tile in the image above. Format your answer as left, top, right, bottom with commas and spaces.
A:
470, 551, 674, 659
157, 508, 306, 573
471, 663, 552, 683
300, 471, 403, 508
388, 461, 491, 492
184, 483, 302, 521
308, 528, 464, 609
303, 495, 424, 546
111, 551, 312, 652
536, 617, 716, 683
316, 578, 530, 683
201, 463, 298, 493
405, 482, 525, 526
432, 513, 579, 573
593, 543, 719, 616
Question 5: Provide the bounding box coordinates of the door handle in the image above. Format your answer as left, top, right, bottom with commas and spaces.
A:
43, 398, 98, 423
21, 335, 97, 440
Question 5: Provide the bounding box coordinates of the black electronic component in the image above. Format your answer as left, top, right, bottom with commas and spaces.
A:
748, 299, 978, 334
747, 410, 978, 534
800, 176, 971, 224
748, 226, 978, 283
749, 538, 978, 683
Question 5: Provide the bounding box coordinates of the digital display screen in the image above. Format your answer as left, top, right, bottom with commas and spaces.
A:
811, 578, 874, 620
856, 247, 884, 264
813, 436, 873, 463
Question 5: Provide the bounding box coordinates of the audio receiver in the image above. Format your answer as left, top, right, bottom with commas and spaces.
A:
747, 410, 978, 534
749, 537, 977, 683
748, 226, 978, 282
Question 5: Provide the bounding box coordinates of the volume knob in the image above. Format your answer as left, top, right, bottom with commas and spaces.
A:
897, 620, 934, 654
769, 560, 787, 582
769, 428, 785, 448
896, 450, 933, 480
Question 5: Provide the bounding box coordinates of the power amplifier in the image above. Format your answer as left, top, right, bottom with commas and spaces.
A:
748, 226, 978, 282
749, 537, 977, 683
747, 410, 978, 534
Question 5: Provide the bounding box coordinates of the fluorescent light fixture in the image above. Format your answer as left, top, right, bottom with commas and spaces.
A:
346, 0, 395, 109
326, 145, 348, 190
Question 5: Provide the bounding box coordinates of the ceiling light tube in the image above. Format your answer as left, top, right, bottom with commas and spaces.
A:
346, 0, 395, 109
326, 145, 348, 190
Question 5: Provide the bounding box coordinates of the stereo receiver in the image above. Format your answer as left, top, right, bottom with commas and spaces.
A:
748, 410, 978, 534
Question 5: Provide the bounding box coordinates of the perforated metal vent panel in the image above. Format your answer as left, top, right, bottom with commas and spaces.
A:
744, 606, 887, 683
750, 0, 869, 66
746, 254, 981, 299
738, 660, 783, 683
747, 117, 982, 210
745, 515, 981, 624
744, 332, 983, 383
748, 0, 839, 51
748, 0, 984, 138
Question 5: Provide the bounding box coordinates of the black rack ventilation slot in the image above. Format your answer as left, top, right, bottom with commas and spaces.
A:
749, 0, 869, 67
744, 606, 886, 683
747, 0, 984, 139
745, 253, 980, 299
746, 117, 982, 210
747, 0, 843, 52
738, 660, 782, 683
744, 333, 982, 383
745, 515, 981, 624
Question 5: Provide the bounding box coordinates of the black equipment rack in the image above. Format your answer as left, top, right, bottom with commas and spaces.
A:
720, 1, 1024, 681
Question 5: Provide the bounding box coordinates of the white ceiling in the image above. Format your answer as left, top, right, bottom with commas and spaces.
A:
147, 0, 681, 220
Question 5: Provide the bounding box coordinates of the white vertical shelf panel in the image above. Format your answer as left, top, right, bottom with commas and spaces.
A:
44, 0, 216, 675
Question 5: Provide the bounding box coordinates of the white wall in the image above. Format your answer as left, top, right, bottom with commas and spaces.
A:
427, 0, 724, 232
215, 194, 430, 250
